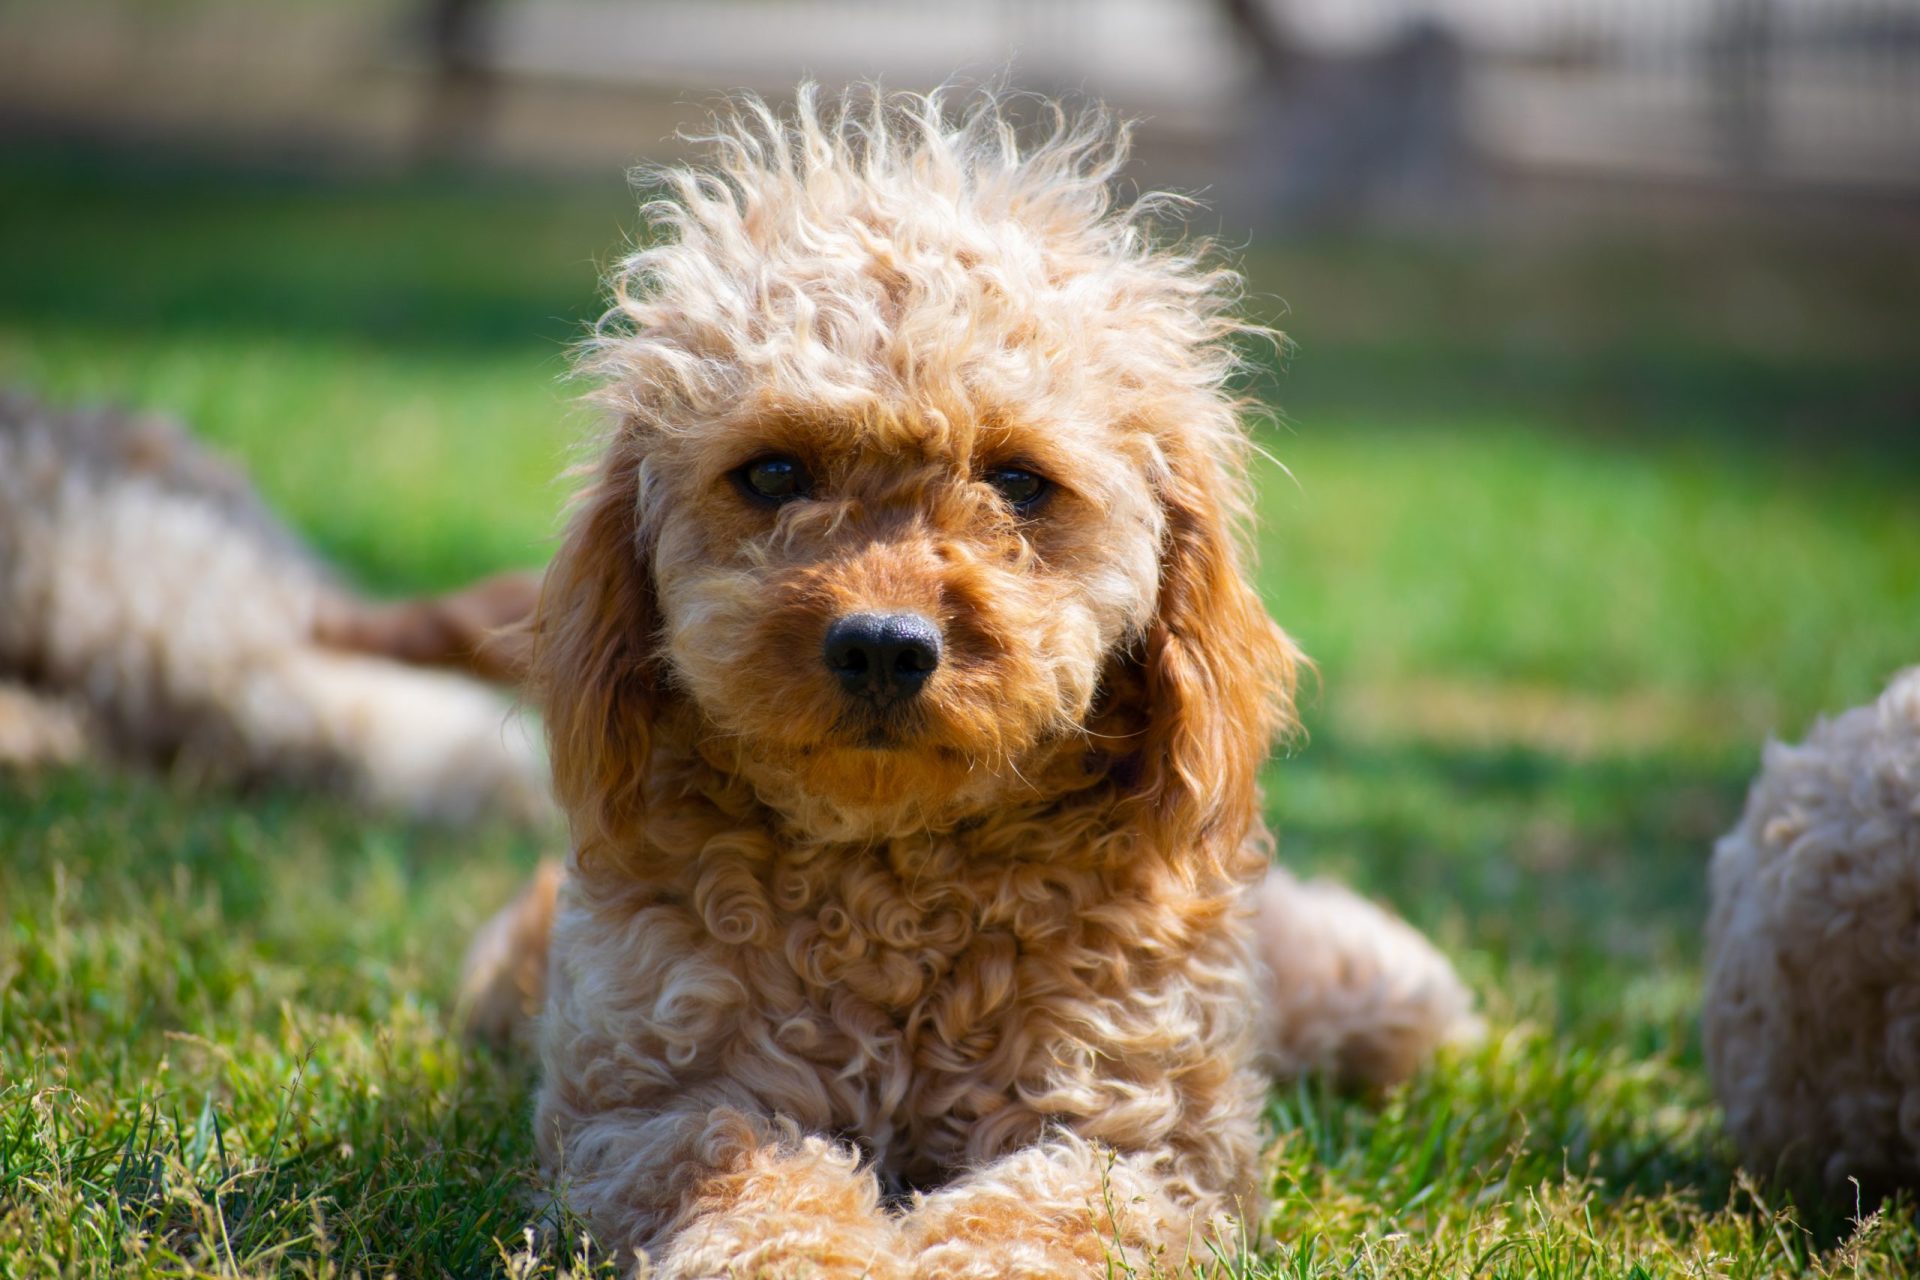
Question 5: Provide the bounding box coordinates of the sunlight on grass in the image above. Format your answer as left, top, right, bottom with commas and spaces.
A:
2, 150, 1916, 1276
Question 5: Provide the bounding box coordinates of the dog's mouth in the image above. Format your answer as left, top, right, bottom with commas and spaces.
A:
836, 705, 928, 751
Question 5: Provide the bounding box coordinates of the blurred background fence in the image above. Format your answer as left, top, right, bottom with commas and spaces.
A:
3, 0, 1916, 230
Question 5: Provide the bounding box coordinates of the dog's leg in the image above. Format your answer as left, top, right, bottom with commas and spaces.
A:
261, 647, 549, 823
904, 1135, 1227, 1280
1253, 868, 1479, 1090
0, 681, 92, 768
551, 1104, 907, 1280
312, 568, 539, 685
458, 858, 562, 1048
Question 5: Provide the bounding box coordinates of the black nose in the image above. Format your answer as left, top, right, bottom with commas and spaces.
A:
823, 612, 942, 706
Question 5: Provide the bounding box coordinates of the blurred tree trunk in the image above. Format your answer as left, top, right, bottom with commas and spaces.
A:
1706, 0, 1775, 178
1216, 0, 1301, 78
416, 0, 500, 166
1218, 0, 1476, 230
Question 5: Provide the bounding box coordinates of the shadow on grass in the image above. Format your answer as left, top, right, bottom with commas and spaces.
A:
1243, 341, 1920, 467
1260, 732, 1752, 1228
0, 769, 577, 1275
6, 765, 1904, 1272
1269, 733, 1751, 964
0, 145, 615, 354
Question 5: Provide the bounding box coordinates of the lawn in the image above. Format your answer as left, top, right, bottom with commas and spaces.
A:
2, 146, 1918, 1277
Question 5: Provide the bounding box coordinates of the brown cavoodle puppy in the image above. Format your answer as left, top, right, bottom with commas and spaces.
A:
463, 88, 1476, 1277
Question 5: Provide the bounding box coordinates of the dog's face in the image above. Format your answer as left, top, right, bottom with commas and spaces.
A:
646, 386, 1166, 829
540, 94, 1298, 849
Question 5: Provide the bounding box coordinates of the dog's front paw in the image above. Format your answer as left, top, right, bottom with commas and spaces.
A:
654, 1220, 907, 1280
904, 1140, 1207, 1280
646, 1134, 910, 1280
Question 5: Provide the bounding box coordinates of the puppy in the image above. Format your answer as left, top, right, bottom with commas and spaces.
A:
0, 390, 546, 822
464, 88, 1474, 1277
1705, 665, 1920, 1198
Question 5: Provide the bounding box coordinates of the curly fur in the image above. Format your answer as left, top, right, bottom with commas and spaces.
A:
463, 87, 1475, 1276
1705, 665, 1920, 1196
0, 390, 547, 822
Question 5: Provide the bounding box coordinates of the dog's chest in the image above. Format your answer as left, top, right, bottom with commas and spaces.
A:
768, 841, 1070, 1035
694, 838, 1147, 1171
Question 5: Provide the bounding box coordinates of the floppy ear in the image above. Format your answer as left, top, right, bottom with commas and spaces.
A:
1124, 430, 1302, 861
532, 434, 661, 857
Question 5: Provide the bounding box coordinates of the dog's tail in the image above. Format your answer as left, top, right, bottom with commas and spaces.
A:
459, 858, 564, 1048
1251, 869, 1481, 1090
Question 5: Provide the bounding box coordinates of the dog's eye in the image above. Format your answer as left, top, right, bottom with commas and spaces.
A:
734, 455, 812, 504
984, 466, 1048, 511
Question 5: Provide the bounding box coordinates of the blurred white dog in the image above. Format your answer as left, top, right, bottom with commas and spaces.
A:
1705, 666, 1920, 1195
0, 390, 547, 823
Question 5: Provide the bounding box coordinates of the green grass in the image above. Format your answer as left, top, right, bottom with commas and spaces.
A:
3, 146, 1919, 1277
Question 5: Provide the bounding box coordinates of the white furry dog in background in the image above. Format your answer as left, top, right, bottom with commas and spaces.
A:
0, 390, 548, 823
1705, 665, 1920, 1195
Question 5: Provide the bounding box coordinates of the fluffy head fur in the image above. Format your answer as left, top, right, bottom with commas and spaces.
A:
545, 88, 1297, 850
1705, 665, 1920, 1197
488, 87, 1473, 1276
0, 391, 547, 823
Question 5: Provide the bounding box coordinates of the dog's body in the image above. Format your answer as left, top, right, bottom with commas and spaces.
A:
463, 90, 1473, 1277
0, 391, 546, 821
1705, 665, 1920, 1197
